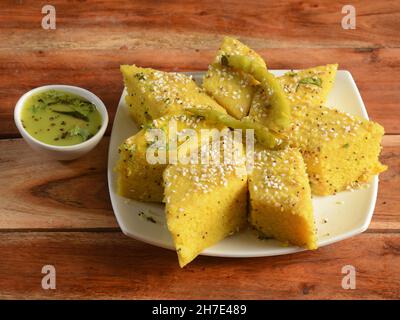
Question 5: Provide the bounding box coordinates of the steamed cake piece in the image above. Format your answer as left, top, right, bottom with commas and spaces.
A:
249, 90, 387, 195
277, 64, 338, 107
163, 136, 248, 267
203, 37, 266, 119
248, 64, 338, 122
116, 128, 164, 202
116, 114, 225, 202
120, 65, 226, 126
249, 147, 317, 249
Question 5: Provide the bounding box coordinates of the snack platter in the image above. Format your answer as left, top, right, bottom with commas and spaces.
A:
108, 70, 379, 258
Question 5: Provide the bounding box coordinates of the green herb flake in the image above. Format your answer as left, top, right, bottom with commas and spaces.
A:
141, 122, 156, 130
52, 110, 89, 122
286, 71, 297, 77
31, 102, 46, 114
67, 125, 92, 141
298, 77, 322, 87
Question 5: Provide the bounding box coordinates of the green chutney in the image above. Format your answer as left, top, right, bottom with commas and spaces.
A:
21, 89, 102, 146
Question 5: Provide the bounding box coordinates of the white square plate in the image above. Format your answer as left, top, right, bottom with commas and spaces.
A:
107, 71, 379, 257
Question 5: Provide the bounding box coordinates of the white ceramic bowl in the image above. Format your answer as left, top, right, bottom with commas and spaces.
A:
14, 85, 108, 161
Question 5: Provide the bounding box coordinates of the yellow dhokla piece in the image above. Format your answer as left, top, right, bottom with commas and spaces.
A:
277, 64, 338, 107
249, 93, 387, 195
116, 114, 224, 202
121, 65, 226, 126
202, 37, 265, 119
163, 136, 248, 267
116, 128, 164, 202
249, 147, 317, 249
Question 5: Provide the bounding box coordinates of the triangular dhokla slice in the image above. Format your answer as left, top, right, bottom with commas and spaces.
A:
248, 147, 317, 249
249, 64, 338, 122
202, 37, 265, 119
121, 65, 226, 126
277, 64, 338, 107
163, 134, 248, 267
116, 114, 225, 202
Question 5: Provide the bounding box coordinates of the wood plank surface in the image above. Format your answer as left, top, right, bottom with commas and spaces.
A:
0, 231, 399, 299
1, 0, 400, 137
0, 135, 398, 231
1, 0, 399, 48
0, 137, 116, 230
1, 48, 400, 137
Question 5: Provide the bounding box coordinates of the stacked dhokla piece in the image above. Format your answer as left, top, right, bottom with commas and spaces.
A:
203, 37, 265, 119
249, 147, 317, 249
164, 133, 248, 267
121, 64, 226, 126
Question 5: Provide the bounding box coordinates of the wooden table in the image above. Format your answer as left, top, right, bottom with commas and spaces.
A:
1, 0, 399, 299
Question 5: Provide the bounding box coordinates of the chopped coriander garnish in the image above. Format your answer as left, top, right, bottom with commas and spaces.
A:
298, 77, 322, 87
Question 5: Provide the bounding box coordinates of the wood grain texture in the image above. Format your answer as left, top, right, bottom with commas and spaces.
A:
0, 137, 117, 230
373, 135, 400, 231
1, 0, 400, 137
1, 48, 400, 137
0, 136, 398, 231
1, 0, 400, 49
0, 231, 399, 299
